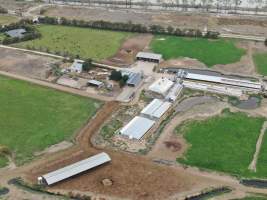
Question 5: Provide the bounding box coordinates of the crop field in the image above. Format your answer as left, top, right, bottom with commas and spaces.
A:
0, 75, 101, 165
15, 25, 133, 61
151, 36, 245, 67
0, 15, 18, 25
253, 53, 267, 76
176, 109, 265, 177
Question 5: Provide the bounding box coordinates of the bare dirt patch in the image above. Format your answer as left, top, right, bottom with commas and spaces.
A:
103, 34, 153, 66
0, 48, 57, 80
23, 101, 218, 200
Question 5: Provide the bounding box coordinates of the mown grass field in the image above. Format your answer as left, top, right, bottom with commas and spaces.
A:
176, 109, 265, 177
253, 53, 267, 76
151, 36, 246, 67
15, 25, 133, 60
0, 15, 18, 25
0, 75, 101, 165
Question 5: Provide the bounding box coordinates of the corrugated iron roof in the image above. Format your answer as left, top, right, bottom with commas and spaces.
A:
120, 116, 155, 140
42, 152, 111, 185
136, 52, 162, 60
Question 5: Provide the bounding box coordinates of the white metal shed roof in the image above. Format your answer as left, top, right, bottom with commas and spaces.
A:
141, 99, 171, 119
152, 102, 172, 118
88, 80, 103, 86
136, 52, 162, 60
148, 78, 174, 95
120, 116, 155, 140
41, 152, 111, 185
185, 73, 261, 90
141, 99, 163, 116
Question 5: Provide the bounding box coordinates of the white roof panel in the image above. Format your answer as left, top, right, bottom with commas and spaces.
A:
136, 52, 162, 60
141, 99, 163, 116
120, 116, 155, 140
186, 73, 261, 90
42, 152, 111, 185
148, 78, 174, 95
141, 99, 172, 119
152, 102, 172, 118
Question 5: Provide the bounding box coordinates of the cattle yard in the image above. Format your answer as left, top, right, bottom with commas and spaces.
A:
1, 2, 267, 200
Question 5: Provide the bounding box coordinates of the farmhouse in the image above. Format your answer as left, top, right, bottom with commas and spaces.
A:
148, 77, 174, 96
120, 116, 155, 140
5, 28, 26, 38
136, 52, 162, 63
70, 59, 84, 73
38, 152, 111, 185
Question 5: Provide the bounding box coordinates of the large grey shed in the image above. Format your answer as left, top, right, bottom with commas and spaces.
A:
38, 152, 111, 185
136, 52, 162, 63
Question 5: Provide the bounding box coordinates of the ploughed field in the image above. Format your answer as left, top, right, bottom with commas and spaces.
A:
253, 53, 267, 76
15, 25, 133, 61
0, 75, 101, 166
151, 36, 245, 67
176, 109, 267, 178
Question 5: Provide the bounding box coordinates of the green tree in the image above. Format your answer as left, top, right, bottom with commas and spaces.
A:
110, 70, 122, 81
82, 59, 92, 72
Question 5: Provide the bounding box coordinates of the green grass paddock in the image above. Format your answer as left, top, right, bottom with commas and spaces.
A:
176, 109, 265, 178
0, 75, 101, 165
253, 52, 267, 76
151, 36, 245, 67
15, 25, 133, 60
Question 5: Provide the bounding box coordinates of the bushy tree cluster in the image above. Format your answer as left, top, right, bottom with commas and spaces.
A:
109, 70, 129, 87
38, 16, 220, 39
0, 19, 41, 45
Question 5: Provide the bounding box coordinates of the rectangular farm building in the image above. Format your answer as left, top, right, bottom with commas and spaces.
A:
38, 152, 111, 185
148, 78, 174, 96
141, 99, 172, 119
120, 116, 155, 140
136, 52, 162, 63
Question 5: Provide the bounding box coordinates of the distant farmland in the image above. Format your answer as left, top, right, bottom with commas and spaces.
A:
15, 25, 133, 61
176, 109, 266, 178
0, 75, 101, 166
0, 15, 18, 25
151, 36, 245, 67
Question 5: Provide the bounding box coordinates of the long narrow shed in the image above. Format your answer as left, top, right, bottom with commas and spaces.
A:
38, 152, 111, 185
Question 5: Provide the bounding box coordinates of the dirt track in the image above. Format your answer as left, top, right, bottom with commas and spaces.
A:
24, 101, 219, 200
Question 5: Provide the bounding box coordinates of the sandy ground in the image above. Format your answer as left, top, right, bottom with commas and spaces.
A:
0, 48, 57, 80
22, 101, 219, 200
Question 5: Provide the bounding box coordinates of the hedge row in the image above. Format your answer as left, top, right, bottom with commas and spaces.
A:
38, 16, 220, 39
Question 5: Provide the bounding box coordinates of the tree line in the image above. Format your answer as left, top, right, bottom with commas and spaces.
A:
38, 16, 220, 39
